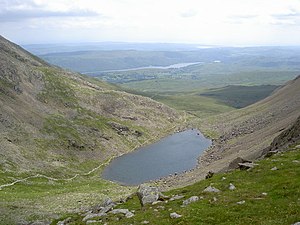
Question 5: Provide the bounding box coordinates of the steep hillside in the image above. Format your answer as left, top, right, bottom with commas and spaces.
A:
0, 36, 183, 184
158, 74, 300, 188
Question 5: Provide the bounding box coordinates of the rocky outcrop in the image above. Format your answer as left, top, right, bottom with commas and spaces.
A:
261, 116, 300, 157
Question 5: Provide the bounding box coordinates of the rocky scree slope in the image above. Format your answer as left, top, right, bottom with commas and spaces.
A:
0, 35, 183, 177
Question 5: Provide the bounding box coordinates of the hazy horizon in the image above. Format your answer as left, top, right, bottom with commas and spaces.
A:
1, 0, 300, 46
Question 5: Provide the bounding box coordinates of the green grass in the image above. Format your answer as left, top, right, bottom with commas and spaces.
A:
200, 85, 279, 108
37, 67, 78, 107
152, 94, 235, 118
0, 172, 134, 224
53, 144, 300, 224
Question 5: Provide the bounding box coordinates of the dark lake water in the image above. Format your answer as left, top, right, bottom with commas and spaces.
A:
102, 129, 211, 185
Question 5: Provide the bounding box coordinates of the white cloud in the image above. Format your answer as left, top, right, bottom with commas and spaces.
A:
1, 0, 300, 45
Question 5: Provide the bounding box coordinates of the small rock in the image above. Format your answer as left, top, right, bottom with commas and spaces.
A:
203, 185, 220, 193
229, 157, 252, 170
86, 221, 99, 224
170, 195, 184, 201
83, 213, 107, 222
292, 222, 300, 225
292, 160, 299, 163
221, 177, 226, 181
262, 192, 268, 196
157, 205, 165, 209
170, 212, 182, 219
152, 200, 163, 205
141, 221, 150, 224
205, 171, 214, 179
57, 217, 71, 225
182, 196, 199, 206
237, 200, 245, 205
213, 197, 217, 202
154, 209, 158, 212
158, 193, 170, 201
125, 212, 135, 218
229, 183, 236, 190
110, 208, 130, 215
271, 166, 278, 171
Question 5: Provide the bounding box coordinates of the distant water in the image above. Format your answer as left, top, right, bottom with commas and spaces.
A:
83, 62, 202, 74
102, 129, 211, 185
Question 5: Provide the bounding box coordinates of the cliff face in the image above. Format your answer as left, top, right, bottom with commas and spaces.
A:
0, 36, 183, 175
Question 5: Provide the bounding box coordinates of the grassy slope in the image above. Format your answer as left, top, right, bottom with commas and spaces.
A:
200, 85, 279, 108
52, 144, 300, 225
0, 36, 185, 224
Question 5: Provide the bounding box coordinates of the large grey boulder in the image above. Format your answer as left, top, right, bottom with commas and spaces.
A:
137, 184, 160, 206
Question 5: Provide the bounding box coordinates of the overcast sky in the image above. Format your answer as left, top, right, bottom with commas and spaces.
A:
1, 0, 300, 46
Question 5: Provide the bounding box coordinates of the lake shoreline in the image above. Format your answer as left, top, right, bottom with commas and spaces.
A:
102, 128, 211, 185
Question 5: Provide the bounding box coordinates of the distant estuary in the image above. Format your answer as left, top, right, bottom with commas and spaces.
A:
102, 129, 211, 185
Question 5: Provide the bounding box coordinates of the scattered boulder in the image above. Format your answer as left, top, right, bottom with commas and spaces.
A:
292, 222, 300, 225
182, 196, 200, 206
141, 220, 150, 224
264, 150, 279, 158
203, 185, 220, 193
86, 221, 100, 224
170, 195, 184, 201
237, 200, 245, 205
56, 217, 71, 225
107, 121, 130, 135
228, 157, 252, 170
152, 200, 163, 205
82, 213, 107, 222
137, 184, 160, 206
229, 183, 236, 190
109, 209, 134, 218
110, 208, 130, 215
158, 192, 170, 201
170, 212, 182, 219
271, 166, 278, 171
238, 162, 258, 170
